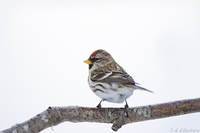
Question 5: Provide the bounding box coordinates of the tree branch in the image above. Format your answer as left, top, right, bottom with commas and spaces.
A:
1, 98, 200, 133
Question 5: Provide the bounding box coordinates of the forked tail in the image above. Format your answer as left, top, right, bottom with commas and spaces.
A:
135, 85, 154, 93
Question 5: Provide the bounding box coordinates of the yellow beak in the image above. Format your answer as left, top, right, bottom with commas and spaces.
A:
84, 59, 92, 65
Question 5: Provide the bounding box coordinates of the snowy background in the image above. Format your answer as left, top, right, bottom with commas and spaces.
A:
0, 0, 200, 133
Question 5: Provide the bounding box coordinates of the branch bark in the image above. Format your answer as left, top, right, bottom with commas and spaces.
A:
1, 98, 200, 133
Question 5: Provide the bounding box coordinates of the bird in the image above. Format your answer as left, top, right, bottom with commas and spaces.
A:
84, 49, 153, 110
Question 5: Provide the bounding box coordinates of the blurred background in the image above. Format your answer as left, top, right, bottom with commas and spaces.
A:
0, 0, 200, 133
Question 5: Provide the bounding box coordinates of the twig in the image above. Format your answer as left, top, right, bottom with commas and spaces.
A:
1, 98, 200, 133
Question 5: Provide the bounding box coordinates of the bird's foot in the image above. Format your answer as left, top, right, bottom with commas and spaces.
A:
96, 100, 103, 113
124, 100, 129, 117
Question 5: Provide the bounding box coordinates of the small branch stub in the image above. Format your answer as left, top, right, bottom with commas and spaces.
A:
112, 117, 124, 131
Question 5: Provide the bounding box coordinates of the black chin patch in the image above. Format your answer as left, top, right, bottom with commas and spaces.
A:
89, 64, 93, 69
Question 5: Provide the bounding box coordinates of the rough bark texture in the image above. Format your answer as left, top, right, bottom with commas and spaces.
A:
1, 98, 200, 133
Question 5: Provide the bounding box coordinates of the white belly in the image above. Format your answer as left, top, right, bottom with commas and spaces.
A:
88, 78, 134, 103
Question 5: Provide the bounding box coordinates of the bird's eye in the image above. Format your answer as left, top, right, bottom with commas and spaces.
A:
95, 58, 100, 61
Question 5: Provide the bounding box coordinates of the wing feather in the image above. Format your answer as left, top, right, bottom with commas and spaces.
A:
91, 71, 136, 85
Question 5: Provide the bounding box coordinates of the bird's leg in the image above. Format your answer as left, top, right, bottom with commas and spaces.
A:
124, 100, 129, 117
124, 100, 129, 109
96, 100, 103, 113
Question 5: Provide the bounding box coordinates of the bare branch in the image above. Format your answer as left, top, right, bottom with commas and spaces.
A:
1, 98, 200, 133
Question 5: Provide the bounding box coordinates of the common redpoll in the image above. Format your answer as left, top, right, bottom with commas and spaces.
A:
84, 49, 153, 109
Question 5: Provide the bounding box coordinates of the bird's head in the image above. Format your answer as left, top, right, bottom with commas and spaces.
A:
84, 49, 115, 69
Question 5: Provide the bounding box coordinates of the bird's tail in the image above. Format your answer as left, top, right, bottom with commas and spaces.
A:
135, 85, 154, 93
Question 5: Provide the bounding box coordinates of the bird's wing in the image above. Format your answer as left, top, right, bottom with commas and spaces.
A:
91, 71, 136, 84
91, 68, 153, 93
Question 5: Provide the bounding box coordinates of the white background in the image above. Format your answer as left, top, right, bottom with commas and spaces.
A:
0, 1, 200, 133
